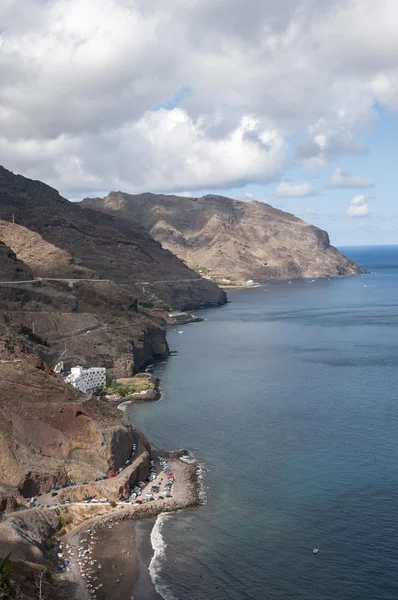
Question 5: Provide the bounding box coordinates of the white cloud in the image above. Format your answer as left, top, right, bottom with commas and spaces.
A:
0, 109, 287, 193
328, 167, 373, 188
346, 194, 369, 217
1, 0, 398, 194
275, 181, 317, 198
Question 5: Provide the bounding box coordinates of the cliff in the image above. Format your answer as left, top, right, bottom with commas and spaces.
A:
82, 191, 361, 281
0, 239, 33, 281
0, 357, 137, 501
0, 166, 227, 373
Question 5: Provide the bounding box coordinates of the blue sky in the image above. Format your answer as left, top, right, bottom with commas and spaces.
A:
181, 107, 398, 247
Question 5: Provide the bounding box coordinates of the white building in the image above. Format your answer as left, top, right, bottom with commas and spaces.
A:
65, 366, 106, 394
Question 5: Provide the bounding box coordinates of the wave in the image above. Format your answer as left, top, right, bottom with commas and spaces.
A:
117, 400, 132, 411
149, 513, 179, 600
148, 453, 208, 598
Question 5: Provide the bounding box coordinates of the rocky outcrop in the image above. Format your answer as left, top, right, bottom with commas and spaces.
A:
0, 509, 62, 600
0, 348, 143, 503
0, 239, 33, 281
55, 430, 151, 502
0, 486, 18, 513
0, 278, 169, 376
82, 191, 361, 281
0, 509, 60, 564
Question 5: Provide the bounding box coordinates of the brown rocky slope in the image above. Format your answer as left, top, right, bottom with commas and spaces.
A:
82, 192, 361, 281
0, 334, 136, 501
0, 166, 226, 308
0, 166, 227, 373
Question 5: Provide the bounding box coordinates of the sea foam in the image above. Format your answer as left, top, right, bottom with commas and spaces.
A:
149, 513, 178, 600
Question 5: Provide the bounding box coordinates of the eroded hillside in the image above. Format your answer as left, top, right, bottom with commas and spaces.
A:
82, 191, 361, 282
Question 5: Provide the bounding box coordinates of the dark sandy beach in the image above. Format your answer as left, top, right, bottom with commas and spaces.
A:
88, 516, 165, 600
62, 456, 200, 599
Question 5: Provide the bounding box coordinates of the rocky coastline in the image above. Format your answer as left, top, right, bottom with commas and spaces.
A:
103, 374, 162, 404
0, 454, 203, 600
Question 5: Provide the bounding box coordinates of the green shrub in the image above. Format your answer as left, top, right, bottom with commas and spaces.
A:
135, 372, 151, 378
131, 380, 153, 392
59, 515, 70, 528
161, 304, 172, 312
103, 379, 153, 396
0, 554, 15, 599
138, 301, 154, 309
109, 500, 117, 508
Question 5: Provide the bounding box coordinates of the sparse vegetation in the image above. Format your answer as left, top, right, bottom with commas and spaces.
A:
59, 515, 70, 528
138, 300, 154, 308
0, 553, 15, 599
102, 378, 153, 397
109, 500, 117, 508
193, 265, 210, 275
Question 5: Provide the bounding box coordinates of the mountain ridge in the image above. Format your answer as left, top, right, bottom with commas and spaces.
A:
81, 191, 361, 282
0, 166, 226, 307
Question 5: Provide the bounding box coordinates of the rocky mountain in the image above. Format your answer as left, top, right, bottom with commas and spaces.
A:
82, 192, 361, 281
0, 166, 227, 375
0, 167, 226, 306
0, 167, 226, 599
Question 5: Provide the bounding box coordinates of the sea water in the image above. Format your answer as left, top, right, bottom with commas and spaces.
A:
129, 245, 398, 600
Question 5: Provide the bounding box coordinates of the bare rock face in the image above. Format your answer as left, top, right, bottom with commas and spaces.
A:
0, 508, 61, 563
82, 191, 361, 281
0, 239, 33, 281
0, 486, 17, 512
0, 351, 138, 501
0, 508, 62, 600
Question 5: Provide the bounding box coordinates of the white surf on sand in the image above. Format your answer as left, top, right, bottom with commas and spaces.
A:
148, 453, 208, 598
149, 513, 178, 600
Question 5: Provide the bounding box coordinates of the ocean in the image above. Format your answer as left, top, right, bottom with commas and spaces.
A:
129, 245, 398, 600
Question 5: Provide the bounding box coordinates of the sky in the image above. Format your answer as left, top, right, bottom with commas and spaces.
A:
1, 0, 398, 245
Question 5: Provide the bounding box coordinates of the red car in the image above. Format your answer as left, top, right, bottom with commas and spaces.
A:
109, 473, 117, 478
135, 499, 142, 504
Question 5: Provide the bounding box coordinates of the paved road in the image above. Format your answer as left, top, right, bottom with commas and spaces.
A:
0, 276, 202, 286
49, 323, 107, 343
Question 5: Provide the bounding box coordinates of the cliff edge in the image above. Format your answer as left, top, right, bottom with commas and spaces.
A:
82, 192, 360, 282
